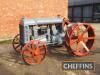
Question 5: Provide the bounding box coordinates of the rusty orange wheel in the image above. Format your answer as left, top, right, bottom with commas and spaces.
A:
12, 34, 22, 53
65, 23, 95, 56
22, 40, 47, 65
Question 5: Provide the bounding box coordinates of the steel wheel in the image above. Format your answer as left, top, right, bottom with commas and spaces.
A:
22, 40, 47, 65
65, 23, 95, 56
12, 34, 22, 53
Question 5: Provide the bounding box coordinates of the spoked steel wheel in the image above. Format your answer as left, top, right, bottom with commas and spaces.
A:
22, 40, 47, 65
65, 23, 95, 56
12, 34, 22, 53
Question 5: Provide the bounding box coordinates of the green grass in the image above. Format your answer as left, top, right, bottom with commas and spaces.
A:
0, 40, 12, 44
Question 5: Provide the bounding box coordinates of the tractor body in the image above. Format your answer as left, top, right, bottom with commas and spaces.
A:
12, 17, 95, 65
19, 18, 65, 46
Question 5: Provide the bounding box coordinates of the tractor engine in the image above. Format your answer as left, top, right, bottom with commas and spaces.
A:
46, 24, 65, 45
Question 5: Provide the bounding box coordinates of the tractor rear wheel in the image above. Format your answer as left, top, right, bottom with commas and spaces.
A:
65, 23, 95, 56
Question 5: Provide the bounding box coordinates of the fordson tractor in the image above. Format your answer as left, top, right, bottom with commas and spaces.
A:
12, 17, 95, 65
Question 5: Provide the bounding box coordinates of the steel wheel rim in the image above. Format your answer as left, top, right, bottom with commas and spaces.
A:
12, 34, 22, 53
22, 40, 47, 65
65, 23, 95, 56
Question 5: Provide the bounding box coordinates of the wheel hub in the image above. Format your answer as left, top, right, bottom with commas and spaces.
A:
78, 35, 83, 42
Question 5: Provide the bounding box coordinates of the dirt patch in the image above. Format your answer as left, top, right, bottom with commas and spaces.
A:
0, 23, 100, 75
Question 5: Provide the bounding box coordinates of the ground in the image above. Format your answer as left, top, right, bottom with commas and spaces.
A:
0, 23, 100, 75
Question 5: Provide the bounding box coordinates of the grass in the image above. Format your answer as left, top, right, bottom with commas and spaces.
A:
0, 39, 12, 44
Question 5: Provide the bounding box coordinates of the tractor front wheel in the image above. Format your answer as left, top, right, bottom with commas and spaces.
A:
12, 34, 22, 53
21, 40, 47, 65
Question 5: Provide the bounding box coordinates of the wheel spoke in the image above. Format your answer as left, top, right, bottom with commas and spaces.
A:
35, 47, 39, 51
23, 50, 34, 64
15, 44, 20, 49
23, 51, 32, 57
34, 46, 45, 55
35, 47, 40, 55
82, 26, 90, 35
80, 41, 89, 52
37, 50, 45, 55
14, 38, 19, 43
39, 46, 45, 50
38, 46, 45, 54
83, 37, 95, 40
34, 55, 43, 63
26, 46, 33, 52
14, 42, 19, 44
32, 42, 35, 50
77, 26, 81, 36
24, 57, 33, 64
70, 39, 77, 45
76, 42, 80, 52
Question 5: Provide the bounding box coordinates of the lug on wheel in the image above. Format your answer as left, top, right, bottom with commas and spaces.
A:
12, 34, 22, 53
22, 40, 47, 65
65, 23, 95, 56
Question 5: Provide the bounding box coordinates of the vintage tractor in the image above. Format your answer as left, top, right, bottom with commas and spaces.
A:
12, 17, 95, 65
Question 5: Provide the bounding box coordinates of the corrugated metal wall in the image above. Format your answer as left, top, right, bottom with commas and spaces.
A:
74, 7, 81, 21
69, 0, 100, 6
83, 6, 92, 22
68, 0, 100, 22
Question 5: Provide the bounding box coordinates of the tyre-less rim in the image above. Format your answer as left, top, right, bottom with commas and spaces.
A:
65, 23, 95, 56
22, 40, 47, 65
12, 34, 22, 53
